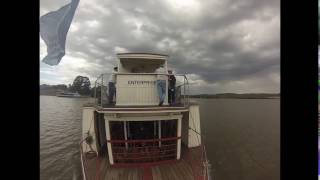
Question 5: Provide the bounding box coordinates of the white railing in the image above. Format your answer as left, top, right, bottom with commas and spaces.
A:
93, 73, 190, 107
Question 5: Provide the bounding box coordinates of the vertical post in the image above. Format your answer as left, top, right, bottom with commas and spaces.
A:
114, 73, 116, 105
177, 118, 182, 160
94, 81, 97, 104
186, 75, 189, 106
158, 120, 161, 147
128, 121, 130, 139
118, 60, 121, 73
154, 121, 156, 137
165, 60, 168, 105
124, 121, 128, 150
165, 60, 168, 72
153, 121, 156, 148
166, 78, 168, 105
105, 118, 114, 164
183, 77, 185, 107
101, 75, 103, 107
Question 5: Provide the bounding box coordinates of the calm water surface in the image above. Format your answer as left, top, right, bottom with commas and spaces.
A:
40, 96, 279, 180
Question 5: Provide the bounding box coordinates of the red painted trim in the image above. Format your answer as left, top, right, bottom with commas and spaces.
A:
111, 159, 178, 168
113, 154, 176, 160
112, 148, 176, 156
112, 144, 177, 150
109, 137, 180, 164
107, 137, 181, 143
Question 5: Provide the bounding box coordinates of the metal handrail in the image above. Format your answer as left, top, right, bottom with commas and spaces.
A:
202, 145, 212, 180
94, 73, 112, 106
93, 73, 191, 107
108, 137, 179, 163
79, 140, 88, 180
80, 139, 99, 180
107, 136, 181, 143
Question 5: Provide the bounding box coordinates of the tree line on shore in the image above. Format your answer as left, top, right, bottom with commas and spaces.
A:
40, 76, 280, 99
40, 75, 94, 96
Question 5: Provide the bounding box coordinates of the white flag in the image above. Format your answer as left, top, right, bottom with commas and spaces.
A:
40, 0, 80, 66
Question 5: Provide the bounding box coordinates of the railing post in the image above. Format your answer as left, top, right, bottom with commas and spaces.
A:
94, 81, 97, 105
158, 120, 161, 147
101, 74, 103, 107
177, 118, 182, 159
154, 121, 156, 145
185, 75, 189, 106
183, 76, 186, 107
124, 121, 128, 150
128, 121, 130, 141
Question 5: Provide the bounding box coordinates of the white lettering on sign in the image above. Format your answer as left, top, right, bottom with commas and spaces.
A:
128, 80, 156, 85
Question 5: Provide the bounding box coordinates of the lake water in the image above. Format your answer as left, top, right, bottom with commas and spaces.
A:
40, 96, 280, 180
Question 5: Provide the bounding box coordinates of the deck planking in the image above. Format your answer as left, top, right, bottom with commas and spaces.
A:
83, 146, 203, 180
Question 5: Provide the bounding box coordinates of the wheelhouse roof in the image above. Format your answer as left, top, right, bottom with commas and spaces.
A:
117, 53, 168, 60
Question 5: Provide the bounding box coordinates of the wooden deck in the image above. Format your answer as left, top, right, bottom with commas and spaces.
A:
82, 146, 204, 180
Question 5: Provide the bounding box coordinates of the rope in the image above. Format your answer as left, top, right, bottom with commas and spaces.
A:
82, 113, 101, 180
84, 114, 95, 152
189, 107, 211, 180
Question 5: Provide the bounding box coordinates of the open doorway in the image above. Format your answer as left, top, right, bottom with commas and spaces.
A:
94, 112, 106, 155
128, 121, 158, 140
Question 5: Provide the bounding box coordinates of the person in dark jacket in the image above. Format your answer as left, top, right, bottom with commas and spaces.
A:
168, 70, 176, 105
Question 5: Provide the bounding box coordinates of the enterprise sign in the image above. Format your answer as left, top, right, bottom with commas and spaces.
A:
128, 80, 156, 85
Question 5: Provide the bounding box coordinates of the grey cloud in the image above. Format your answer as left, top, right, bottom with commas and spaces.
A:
40, 0, 279, 93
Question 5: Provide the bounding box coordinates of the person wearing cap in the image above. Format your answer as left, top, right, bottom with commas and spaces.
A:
168, 70, 176, 105
155, 65, 167, 106
108, 66, 118, 104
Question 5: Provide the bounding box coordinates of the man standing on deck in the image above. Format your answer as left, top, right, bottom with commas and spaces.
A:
108, 67, 118, 104
156, 65, 167, 106
168, 70, 176, 105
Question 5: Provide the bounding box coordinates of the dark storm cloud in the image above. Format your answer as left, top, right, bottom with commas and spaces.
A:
40, 0, 279, 93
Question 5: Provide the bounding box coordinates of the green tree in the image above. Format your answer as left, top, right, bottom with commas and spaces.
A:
71, 76, 91, 95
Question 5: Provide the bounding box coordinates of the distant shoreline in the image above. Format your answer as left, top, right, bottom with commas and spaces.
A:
189, 93, 280, 99
41, 93, 280, 99
40, 94, 92, 98
191, 97, 280, 99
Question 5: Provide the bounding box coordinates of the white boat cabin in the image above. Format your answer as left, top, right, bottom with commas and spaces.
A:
116, 53, 169, 106
82, 53, 202, 167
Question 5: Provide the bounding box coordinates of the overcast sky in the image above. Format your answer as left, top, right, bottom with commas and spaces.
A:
40, 0, 280, 94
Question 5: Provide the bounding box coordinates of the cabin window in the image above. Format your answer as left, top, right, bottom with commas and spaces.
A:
109, 119, 179, 163
119, 58, 166, 73
109, 120, 178, 141
161, 119, 177, 138
127, 121, 158, 140
110, 121, 124, 140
